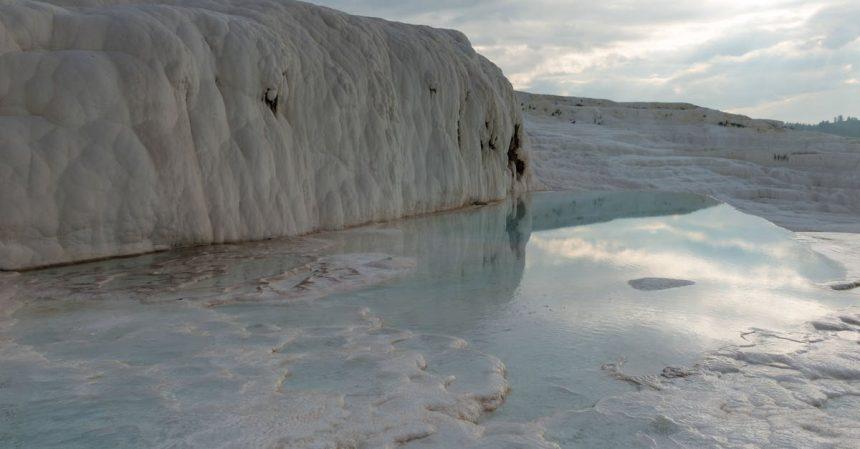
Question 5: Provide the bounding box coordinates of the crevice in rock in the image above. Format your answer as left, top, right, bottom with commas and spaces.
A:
457, 119, 462, 149
507, 124, 525, 179
263, 88, 278, 115
485, 121, 498, 150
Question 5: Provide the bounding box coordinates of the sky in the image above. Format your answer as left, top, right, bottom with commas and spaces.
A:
306, 0, 860, 123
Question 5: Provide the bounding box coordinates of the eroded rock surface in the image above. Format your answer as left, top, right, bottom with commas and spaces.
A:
0, 0, 529, 270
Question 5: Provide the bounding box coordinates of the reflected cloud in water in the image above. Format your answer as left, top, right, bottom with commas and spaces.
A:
0, 190, 853, 448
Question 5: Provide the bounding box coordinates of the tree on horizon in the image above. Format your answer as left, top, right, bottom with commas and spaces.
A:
787, 115, 860, 138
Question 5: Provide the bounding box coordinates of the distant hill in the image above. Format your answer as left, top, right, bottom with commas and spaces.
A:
787, 116, 860, 138
516, 91, 785, 131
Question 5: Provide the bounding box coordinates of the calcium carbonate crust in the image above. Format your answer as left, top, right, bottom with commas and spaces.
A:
519, 92, 860, 234
588, 309, 860, 449
0, 0, 530, 270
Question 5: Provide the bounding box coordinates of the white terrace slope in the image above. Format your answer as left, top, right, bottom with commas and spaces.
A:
0, 0, 529, 270
520, 92, 860, 233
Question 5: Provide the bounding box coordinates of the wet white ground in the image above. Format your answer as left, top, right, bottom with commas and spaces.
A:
516, 93, 860, 448
1, 191, 857, 448
0, 249, 519, 448
582, 311, 860, 449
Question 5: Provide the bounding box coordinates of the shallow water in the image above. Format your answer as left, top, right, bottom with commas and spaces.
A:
0, 191, 853, 448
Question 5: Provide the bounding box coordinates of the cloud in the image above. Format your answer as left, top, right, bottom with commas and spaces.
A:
307, 0, 860, 122
807, 1, 860, 48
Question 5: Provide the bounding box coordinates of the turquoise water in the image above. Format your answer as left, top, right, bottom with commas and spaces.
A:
0, 191, 851, 448
317, 191, 848, 425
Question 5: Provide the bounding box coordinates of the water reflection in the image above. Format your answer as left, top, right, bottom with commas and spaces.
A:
0, 191, 852, 449
528, 191, 718, 233
317, 191, 849, 425
317, 191, 722, 334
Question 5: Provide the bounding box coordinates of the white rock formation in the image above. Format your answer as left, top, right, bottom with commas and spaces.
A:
796, 232, 860, 292
0, 0, 529, 270
587, 310, 860, 449
520, 92, 860, 234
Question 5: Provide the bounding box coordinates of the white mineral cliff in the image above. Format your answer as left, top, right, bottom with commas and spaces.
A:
519, 92, 860, 234
0, 0, 529, 270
